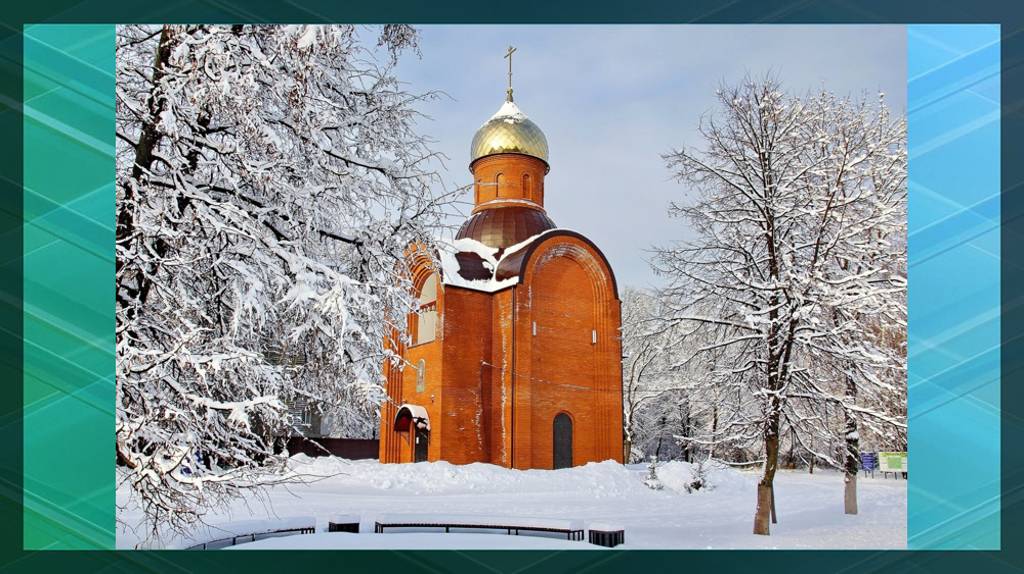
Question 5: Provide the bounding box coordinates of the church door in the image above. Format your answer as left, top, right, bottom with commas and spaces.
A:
553, 413, 573, 469
414, 427, 429, 462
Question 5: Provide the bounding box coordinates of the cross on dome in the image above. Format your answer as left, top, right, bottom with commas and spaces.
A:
504, 45, 516, 102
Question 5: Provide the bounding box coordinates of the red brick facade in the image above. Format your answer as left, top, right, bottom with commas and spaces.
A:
379, 131, 623, 469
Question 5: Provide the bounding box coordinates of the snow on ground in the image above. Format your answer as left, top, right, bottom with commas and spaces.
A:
117, 456, 906, 550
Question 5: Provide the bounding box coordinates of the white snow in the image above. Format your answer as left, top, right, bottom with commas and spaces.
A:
587, 522, 624, 531
437, 229, 569, 294
437, 237, 513, 293
395, 403, 430, 430
450, 237, 500, 262
499, 228, 560, 260
177, 516, 315, 549
296, 26, 317, 50
486, 100, 528, 125
117, 456, 907, 550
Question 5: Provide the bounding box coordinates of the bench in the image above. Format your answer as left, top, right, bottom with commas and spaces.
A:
182, 516, 316, 549
327, 514, 361, 533
372, 514, 585, 541
587, 522, 625, 548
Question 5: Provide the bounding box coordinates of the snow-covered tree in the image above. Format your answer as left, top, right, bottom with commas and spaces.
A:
621, 287, 671, 462
653, 76, 906, 535
621, 289, 747, 464
115, 24, 456, 537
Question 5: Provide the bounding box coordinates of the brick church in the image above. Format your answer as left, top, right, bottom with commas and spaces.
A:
379, 72, 623, 469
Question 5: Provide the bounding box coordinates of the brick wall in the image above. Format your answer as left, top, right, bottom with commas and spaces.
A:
380, 234, 623, 468
513, 236, 624, 468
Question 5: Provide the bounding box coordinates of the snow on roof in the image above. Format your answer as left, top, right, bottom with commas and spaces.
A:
395, 403, 430, 431
397, 403, 428, 420
437, 229, 567, 294
487, 100, 528, 125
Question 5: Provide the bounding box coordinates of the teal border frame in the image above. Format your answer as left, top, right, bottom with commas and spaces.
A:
2, 2, 1022, 572
907, 25, 1001, 550
22, 23, 114, 550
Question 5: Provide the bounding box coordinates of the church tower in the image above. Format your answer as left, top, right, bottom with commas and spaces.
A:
379, 48, 623, 469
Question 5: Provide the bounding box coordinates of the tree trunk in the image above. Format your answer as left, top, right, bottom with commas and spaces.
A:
709, 404, 719, 459
753, 417, 780, 535
770, 484, 777, 524
754, 483, 773, 535
116, 25, 176, 320
786, 429, 794, 469
844, 373, 859, 515
844, 473, 858, 515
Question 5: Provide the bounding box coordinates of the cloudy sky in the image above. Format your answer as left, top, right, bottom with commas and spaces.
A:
390, 25, 907, 290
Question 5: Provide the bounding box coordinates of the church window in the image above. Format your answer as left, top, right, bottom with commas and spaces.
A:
416, 359, 426, 393
496, 172, 508, 198
523, 173, 532, 200
415, 273, 438, 345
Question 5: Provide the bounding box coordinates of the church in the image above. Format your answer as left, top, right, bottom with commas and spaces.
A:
378, 54, 623, 469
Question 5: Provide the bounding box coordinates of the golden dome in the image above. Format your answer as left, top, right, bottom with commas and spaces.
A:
470, 100, 549, 166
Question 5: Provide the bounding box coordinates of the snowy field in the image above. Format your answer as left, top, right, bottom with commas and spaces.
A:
117, 455, 906, 550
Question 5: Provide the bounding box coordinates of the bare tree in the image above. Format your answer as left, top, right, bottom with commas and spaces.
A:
653, 76, 906, 535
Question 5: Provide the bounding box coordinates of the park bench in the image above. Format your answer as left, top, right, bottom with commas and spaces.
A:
372, 513, 585, 541
327, 514, 361, 533
182, 516, 316, 549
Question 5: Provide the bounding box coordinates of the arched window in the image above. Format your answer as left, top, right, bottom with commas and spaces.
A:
415, 359, 426, 393
496, 172, 507, 198
415, 273, 438, 345
522, 173, 532, 201
553, 413, 573, 469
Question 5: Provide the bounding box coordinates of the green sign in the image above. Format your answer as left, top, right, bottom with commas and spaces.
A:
878, 451, 908, 472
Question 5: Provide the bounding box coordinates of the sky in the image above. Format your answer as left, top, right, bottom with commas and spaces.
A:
389, 25, 907, 290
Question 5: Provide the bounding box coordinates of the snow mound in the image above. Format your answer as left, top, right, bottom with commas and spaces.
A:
286, 455, 751, 498
654, 460, 754, 494
288, 455, 647, 497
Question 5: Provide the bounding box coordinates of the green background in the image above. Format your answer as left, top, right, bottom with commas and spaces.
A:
4, 1, 1023, 572
23, 23, 113, 550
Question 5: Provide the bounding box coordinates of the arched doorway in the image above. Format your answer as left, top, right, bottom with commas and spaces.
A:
553, 413, 573, 469
414, 427, 429, 463
393, 404, 430, 463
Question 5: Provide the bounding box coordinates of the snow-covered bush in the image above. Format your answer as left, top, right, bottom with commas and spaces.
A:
643, 456, 664, 491
685, 457, 712, 493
